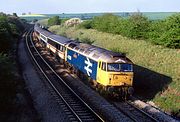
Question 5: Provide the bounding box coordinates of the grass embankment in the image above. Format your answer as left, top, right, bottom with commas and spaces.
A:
49, 25, 180, 115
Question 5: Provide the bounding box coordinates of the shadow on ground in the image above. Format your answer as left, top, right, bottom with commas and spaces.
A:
133, 64, 172, 100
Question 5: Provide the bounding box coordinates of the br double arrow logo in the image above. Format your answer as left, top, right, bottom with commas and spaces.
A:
84, 57, 92, 76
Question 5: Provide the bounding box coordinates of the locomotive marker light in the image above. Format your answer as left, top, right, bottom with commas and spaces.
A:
115, 59, 126, 63
84, 57, 92, 76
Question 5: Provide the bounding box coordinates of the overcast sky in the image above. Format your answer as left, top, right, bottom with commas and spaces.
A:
0, 0, 180, 15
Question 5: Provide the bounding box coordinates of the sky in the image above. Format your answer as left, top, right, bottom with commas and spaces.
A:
0, 0, 180, 15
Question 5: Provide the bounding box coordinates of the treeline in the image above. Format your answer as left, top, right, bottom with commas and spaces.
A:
79, 13, 180, 49
0, 12, 25, 115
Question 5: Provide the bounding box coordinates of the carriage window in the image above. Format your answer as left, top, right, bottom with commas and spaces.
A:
62, 47, 66, 52
48, 38, 56, 47
102, 62, 106, 71
56, 44, 59, 49
60, 45, 62, 51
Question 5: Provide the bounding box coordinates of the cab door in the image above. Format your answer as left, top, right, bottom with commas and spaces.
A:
97, 60, 108, 86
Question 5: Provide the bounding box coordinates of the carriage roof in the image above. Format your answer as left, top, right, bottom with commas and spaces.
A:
48, 34, 72, 45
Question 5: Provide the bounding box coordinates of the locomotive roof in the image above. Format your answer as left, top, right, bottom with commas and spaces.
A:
67, 41, 132, 63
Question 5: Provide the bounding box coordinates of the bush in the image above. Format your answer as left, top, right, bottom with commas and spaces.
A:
77, 12, 180, 49
158, 14, 180, 48
83, 13, 150, 39
0, 15, 12, 52
148, 14, 180, 48
61, 18, 69, 24
48, 16, 61, 26
92, 13, 121, 33
148, 20, 165, 44
78, 20, 92, 29
0, 14, 25, 52
127, 13, 150, 39
81, 37, 94, 44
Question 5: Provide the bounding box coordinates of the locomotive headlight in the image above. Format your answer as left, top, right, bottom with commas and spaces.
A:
113, 76, 118, 80
128, 87, 134, 95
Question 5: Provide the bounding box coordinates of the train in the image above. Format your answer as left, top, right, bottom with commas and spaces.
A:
33, 24, 134, 98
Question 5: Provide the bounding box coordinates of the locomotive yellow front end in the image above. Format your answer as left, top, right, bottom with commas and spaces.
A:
96, 54, 134, 98
107, 63, 133, 86
107, 63, 134, 96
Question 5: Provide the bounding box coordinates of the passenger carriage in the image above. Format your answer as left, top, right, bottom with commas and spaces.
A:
47, 34, 72, 62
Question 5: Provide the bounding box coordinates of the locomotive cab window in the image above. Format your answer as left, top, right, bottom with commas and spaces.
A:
101, 62, 106, 71
107, 63, 132, 72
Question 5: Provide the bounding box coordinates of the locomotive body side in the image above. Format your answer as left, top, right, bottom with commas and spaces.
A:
66, 48, 98, 80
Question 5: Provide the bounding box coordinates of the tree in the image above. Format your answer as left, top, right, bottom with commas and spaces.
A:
13, 13, 18, 17
127, 12, 150, 39
0, 15, 12, 52
158, 14, 180, 48
92, 13, 121, 33
48, 16, 61, 26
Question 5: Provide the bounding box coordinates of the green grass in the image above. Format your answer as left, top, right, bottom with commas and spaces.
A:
49, 25, 180, 115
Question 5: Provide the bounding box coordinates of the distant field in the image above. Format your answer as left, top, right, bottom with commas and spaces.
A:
44, 12, 176, 20
19, 14, 46, 17
20, 14, 48, 22
142, 12, 177, 20
49, 26, 180, 115
21, 12, 177, 22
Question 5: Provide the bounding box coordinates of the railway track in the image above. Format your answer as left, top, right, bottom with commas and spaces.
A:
25, 29, 104, 122
114, 100, 159, 122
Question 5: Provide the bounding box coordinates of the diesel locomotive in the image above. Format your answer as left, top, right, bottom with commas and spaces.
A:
33, 24, 134, 98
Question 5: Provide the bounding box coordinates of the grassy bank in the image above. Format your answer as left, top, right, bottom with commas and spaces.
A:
49, 25, 180, 115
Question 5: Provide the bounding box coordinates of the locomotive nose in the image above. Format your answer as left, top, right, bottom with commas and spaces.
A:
112, 74, 133, 86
